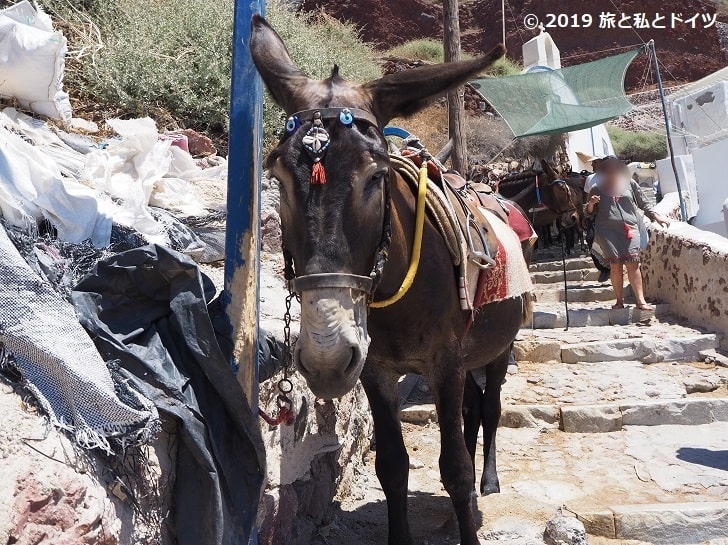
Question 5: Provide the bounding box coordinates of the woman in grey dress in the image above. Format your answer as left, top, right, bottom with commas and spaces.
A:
586, 158, 670, 310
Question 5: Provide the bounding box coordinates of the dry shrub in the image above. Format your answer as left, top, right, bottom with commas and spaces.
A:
467, 115, 564, 164
390, 104, 450, 154
33, 0, 380, 144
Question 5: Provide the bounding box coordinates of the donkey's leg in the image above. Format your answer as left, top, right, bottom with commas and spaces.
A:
360, 364, 412, 545
480, 349, 509, 496
462, 371, 483, 487
431, 356, 480, 545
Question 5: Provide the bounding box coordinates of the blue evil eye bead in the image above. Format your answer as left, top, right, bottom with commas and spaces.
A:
339, 108, 354, 126
285, 116, 300, 134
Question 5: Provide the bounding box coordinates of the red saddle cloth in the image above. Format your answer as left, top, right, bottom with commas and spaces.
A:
500, 200, 536, 244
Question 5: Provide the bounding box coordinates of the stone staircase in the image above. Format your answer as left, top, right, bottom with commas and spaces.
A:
398, 252, 728, 544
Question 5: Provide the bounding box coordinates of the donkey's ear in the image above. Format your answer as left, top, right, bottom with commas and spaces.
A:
250, 14, 312, 114
364, 44, 506, 127
538, 158, 557, 179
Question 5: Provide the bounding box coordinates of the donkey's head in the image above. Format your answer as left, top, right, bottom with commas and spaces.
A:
538, 159, 580, 224
251, 14, 504, 398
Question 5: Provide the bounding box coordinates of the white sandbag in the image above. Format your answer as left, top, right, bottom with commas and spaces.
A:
0, 1, 72, 121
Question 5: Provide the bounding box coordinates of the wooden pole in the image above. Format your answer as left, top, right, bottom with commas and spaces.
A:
501, 0, 506, 46
443, 0, 467, 175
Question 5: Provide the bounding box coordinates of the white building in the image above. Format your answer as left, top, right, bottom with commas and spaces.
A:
521, 30, 616, 173
661, 67, 728, 236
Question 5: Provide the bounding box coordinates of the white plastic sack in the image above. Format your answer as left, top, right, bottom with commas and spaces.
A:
0, 1, 72, 121
84, 117, 227, 243
0, 110, 111, 244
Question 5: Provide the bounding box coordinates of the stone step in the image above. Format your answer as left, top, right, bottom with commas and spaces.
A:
529, 256, 594, 273
530, 269, 600, 285
533, 283, 632, 304
560, 333, 720, 364
565, 501, 728, 543
515, 321, 722, 364
530, 303, 671, 329
497, 398, 728, 431
405, 398, 728, 430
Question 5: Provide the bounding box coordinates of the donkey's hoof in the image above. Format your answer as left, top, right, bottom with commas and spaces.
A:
480, 481, 500, 496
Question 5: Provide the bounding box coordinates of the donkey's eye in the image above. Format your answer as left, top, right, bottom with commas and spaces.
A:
370, 171, 387, 185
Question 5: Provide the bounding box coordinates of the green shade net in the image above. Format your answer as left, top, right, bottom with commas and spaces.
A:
470, 48, 642, 138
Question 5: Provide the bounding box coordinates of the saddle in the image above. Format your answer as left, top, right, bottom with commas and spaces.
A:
394, 150, 532, 312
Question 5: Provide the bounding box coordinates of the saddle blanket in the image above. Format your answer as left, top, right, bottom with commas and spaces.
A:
472, 208, 533, 307
500, 199, 538, 245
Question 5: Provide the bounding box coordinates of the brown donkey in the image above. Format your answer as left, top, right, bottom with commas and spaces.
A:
251, 16, 531, 545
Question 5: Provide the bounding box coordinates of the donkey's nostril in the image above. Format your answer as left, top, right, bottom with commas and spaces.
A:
345, 347, 358, 375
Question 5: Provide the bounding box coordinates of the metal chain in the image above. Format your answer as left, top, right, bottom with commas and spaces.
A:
282, 292, 294, 373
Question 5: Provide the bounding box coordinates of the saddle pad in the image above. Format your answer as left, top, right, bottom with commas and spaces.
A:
501, 200, 538, 245
472, 209, 533, 307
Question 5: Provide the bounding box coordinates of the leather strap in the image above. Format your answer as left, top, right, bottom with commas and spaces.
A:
292, 107, 379, 128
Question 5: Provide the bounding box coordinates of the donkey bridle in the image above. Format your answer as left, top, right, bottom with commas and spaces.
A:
546, 178, 579, 215
281, 107, 392, 300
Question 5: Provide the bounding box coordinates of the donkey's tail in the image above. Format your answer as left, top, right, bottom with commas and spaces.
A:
521, 292, 534, 327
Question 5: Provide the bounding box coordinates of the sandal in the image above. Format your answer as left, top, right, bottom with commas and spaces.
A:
612, 303, 625, 309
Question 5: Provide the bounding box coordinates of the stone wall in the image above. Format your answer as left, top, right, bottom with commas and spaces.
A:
256, 374, 372, 545
642, 221, 728, 346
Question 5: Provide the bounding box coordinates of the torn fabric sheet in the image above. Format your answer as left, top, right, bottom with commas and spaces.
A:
72, 245, 265, 545
0, 223, 158, 451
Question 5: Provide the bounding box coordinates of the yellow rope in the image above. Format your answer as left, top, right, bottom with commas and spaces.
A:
371, 161, 428, 309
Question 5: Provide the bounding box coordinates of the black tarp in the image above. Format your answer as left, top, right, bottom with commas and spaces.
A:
71, 245, 265, 545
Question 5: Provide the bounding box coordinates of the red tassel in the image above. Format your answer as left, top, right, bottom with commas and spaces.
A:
311, 161, 327, 185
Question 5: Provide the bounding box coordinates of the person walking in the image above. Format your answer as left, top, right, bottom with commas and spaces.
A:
585, 157, 670, 310
583, 155, 611, 281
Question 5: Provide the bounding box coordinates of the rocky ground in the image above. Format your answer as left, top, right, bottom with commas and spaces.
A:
0, 383, 173, 545
609, 87, 685, 133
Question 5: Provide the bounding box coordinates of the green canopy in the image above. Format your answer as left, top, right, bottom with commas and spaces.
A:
470, 48, 642, 138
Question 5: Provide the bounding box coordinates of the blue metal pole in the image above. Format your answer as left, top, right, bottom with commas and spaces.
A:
225, 0, 265, 405
226, 4, 265, 542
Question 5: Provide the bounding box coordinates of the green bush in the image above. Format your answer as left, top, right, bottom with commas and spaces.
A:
488, 57, 522, 77
36, 0, 380, 144
39, 0, 234, 132
387, 39, 446, 63
607, 126, 667, 162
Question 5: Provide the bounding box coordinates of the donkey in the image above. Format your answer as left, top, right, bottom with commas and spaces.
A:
497, 164, 584, 252
538, 160, 587, 254
251, 16, 531, 545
